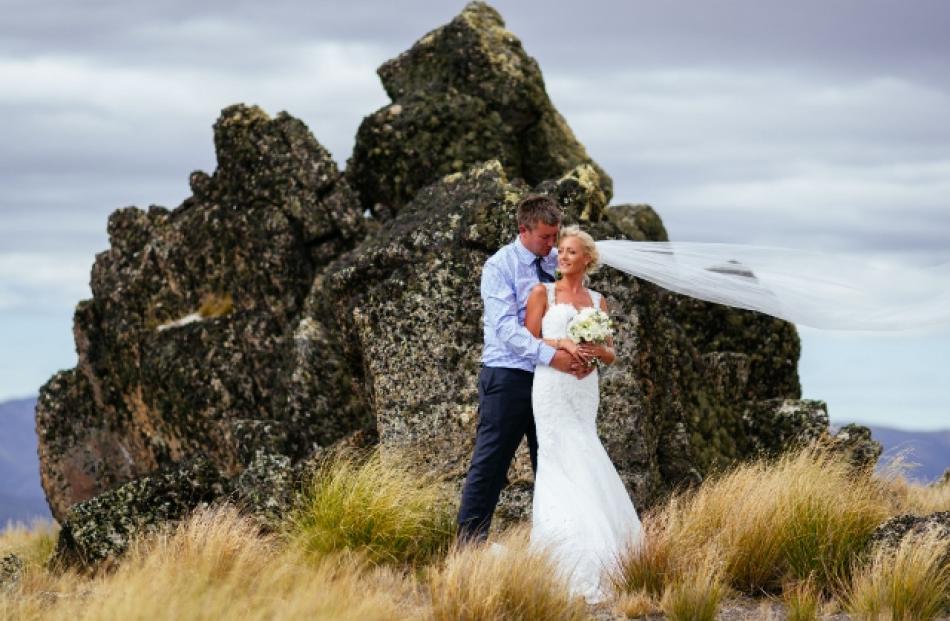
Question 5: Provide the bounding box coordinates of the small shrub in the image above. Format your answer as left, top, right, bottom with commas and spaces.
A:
427, 526, 587, 621
288, 448, 456, 567
846, 528, 950, 621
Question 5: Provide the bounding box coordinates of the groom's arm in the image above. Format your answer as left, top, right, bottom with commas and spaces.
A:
481, 263, 556, 365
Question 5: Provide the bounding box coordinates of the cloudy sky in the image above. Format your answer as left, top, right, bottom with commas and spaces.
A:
1, 0, 948, 430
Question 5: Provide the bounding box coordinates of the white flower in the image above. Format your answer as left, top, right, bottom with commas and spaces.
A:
567, 308, 613, 343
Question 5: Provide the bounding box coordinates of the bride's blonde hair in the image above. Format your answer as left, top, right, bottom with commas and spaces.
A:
558, 226, 600, 274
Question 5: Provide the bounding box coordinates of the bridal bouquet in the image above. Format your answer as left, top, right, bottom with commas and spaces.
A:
567, 307, 613, 344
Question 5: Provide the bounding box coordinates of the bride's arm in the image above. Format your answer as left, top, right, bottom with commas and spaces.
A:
525, 285, 547, 338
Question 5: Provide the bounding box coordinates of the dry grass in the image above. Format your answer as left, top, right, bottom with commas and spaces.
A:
881, 473, 950, 516
287, 448, 456, 567
1, 506, 419, 621
783, 577, 822, 621
846, 527, 950, 621
608, 517, 673, 597
0, 520, 58, 569
197, 292, 233, 318
613, 589, 659, 618
613, 446, 894, 597
426, 525, 587, 621
658, 552, 727, 621
4, 444, 948, 620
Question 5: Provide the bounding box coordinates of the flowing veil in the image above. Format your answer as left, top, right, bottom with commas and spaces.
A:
595, 240, 950, 331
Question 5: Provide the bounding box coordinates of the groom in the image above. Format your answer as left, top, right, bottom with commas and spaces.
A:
456, 195, 591, 544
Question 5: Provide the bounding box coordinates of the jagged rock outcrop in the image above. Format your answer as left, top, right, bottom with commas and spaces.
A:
37, 104, 370, 522
36, 1, 857, 560
346, 1, 612, 218
826, 423, 884, 470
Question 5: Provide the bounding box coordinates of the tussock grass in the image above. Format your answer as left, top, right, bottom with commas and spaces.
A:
608, 518, 673, 597
613, 589, 658, 619
658, 552, 726, 621
614, 446, 893, 596
2, 505, 417, 621
783, 577, 822, 621
426, 525, 587, 621
287, 448, 456, 567
846, 528, 950, 621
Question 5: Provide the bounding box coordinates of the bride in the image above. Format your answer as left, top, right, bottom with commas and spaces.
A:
524, 225, 642, 604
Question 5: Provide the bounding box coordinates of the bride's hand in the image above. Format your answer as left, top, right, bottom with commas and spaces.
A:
577, 342, 607, 362
558, 338, 579, 356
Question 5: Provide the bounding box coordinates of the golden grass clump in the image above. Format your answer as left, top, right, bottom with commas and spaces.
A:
3, 505, 416, 621
288, 447, 456, 567
197, 291, 233, 318
614, 446, 894, 597
608, 518, 673, 598
658, 552, 727, 621
783, 577, 822, 621
426, 525, 587, 621
846, 527, 950, 621
613, 589, 659, 619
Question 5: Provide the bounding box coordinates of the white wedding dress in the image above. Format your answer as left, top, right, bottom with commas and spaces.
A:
530, 283, 643, 604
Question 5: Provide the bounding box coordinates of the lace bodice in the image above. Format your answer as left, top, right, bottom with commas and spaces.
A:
540, 283, 603, 340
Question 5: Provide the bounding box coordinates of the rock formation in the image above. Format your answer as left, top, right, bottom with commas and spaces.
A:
37, 104, 369, 523
35, 1, 862, 566
346, 1, 612, 218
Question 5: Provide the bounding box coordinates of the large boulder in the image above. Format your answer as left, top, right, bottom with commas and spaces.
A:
37, 105, 370, 522
346, 1, 612, 218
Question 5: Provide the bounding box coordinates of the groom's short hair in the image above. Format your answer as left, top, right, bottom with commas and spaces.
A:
517, 195, 562, 230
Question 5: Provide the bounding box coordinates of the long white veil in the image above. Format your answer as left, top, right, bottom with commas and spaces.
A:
595, 240, 950, 331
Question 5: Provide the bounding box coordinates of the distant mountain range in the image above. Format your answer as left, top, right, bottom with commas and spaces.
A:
1, 396, 947, 527
861, 425, 950, 483
0, 396, 52, 526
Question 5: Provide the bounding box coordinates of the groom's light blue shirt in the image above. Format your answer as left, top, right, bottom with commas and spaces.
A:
481, 237, 558, 371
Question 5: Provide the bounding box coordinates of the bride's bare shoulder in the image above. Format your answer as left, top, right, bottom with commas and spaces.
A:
528, 283, 548, 302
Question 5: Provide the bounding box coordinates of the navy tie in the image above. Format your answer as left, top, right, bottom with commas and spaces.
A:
534, 257, 555, 283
